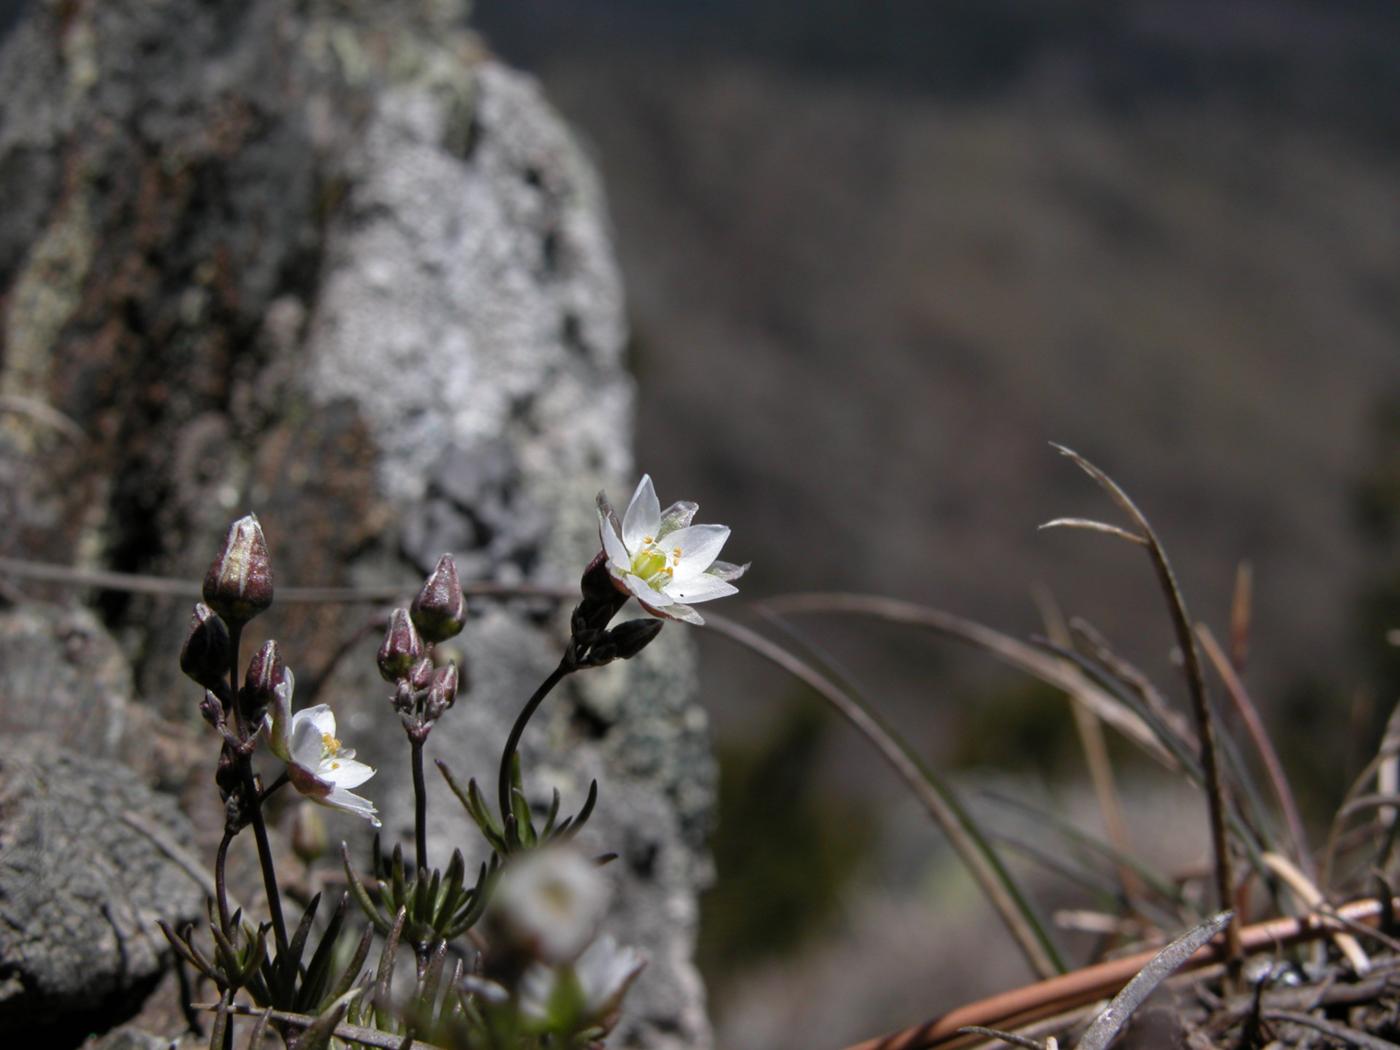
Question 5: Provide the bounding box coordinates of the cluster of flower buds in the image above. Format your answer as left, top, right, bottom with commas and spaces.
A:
181, 514, 379, 826
380, 555, 466, 738
565, 553, 664, 669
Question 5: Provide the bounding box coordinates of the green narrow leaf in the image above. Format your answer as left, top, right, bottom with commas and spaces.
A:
342, 842, 392, 935
511, 787, 536, 847
299, 894, 350, 1012
541, 788, 562, 836
328, 923, 375, 1004
288, 988, 360, 1050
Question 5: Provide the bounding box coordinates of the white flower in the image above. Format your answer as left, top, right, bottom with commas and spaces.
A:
597, 474, 748, 625
264, 671, 380, 827
489, 847, 609, 964
518, 935, 647, 1033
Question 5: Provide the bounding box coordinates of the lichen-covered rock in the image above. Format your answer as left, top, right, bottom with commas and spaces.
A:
0, 2, 715, 1045
0, 736, 206, 1039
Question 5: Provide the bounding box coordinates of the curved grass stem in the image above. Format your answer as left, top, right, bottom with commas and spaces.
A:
705, 611, 1065, 979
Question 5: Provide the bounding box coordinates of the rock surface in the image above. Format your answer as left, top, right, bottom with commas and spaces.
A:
0, 736, 206, 1040
0, 1, 714, 1046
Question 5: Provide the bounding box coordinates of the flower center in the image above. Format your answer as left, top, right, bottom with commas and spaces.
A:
630, 544, 674, 590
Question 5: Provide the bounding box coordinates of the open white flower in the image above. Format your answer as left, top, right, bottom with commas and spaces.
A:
264, 671, 380, 827
597, 474, 748, 625
489, 846, 608, 964
518, 934, 647, 1033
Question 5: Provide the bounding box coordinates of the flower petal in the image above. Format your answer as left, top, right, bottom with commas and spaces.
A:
621, 475, 660, 552
265, 670, 296, 761
659, 524, 730, 579
289, 713, 325, 766
599, 508, 630, 568
657, 500, 698, 538
323, 756, 375, 790
663, 574, 739, 604
322, 785, 381, 827
303, 704, 336, 739
623, 573, 673, 607
660, 602, 704, 625
706, 560, 750, 582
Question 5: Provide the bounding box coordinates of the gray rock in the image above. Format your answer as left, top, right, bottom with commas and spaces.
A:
0, 736, 206, 1038
0, 1, 715, 1045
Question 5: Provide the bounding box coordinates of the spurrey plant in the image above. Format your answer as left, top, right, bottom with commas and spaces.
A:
164, 475, 746, 1050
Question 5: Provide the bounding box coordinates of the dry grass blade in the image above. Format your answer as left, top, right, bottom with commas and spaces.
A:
1260, 851, 1370, 974
1038, 519, 1147, 545
1197, 623, 1311, 876
1229, 561, 1252, 672
1034, 589, 1139, 911
703, 611, 1065, 978
1074, 910, 1232, 1050
1048, 443, 1242, 974
759, 593, 1172, 766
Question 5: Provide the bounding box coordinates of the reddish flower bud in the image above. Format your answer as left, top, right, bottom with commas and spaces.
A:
202, 514, 274, 624
425, 662, 459, 721
408, 656, 435, 692
377, 608, 423, 682
180, 603, 231, 691
609, 618, 664, 660
410, 554, 466, 643
240, 639, 286, 721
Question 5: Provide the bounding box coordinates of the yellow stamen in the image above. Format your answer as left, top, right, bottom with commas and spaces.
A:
322, 732, 341, 755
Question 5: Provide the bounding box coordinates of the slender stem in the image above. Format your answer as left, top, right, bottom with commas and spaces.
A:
1050, 445, 1243, 976
227, 623, 290, 959
411, 736, 428, 872
214, 830, 233, 934
497, 659, 572, 837
707, 612, 1065, 979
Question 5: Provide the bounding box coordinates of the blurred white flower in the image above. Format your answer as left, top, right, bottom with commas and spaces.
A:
597, 474, 748, 625
519, 935, 647, 1034
490, 847, 608, 964
264, 671, 380, 827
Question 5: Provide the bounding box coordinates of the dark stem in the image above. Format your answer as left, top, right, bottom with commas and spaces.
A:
411, 736, 428, 873
214, 829, 233, 934
497, 659, 572, 840
227, 623, 290, 959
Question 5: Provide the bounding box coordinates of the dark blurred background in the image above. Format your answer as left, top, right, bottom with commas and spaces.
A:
473, 1, 1400, 1044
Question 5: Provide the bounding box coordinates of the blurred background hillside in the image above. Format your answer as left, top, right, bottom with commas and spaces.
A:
475, 1, 1400, 1044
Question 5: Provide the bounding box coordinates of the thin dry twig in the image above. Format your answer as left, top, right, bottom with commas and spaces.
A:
1262, 1010, 1400, 1050
841, 896, 1400, 1050
195, 1000, 447, 1049
1046, 444, 1242, 976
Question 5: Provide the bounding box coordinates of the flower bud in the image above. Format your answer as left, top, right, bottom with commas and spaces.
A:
410, 554, 466, 643
425, 663, 459, 721
408, 656, 435, 692
240, 639, 286, 721
198, 689, 224, 729
180, 603, 231, 690
609, 618, 664, 660
202, 514, 274, 624
377, 608, 423, 682
580, 549, 616, 602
